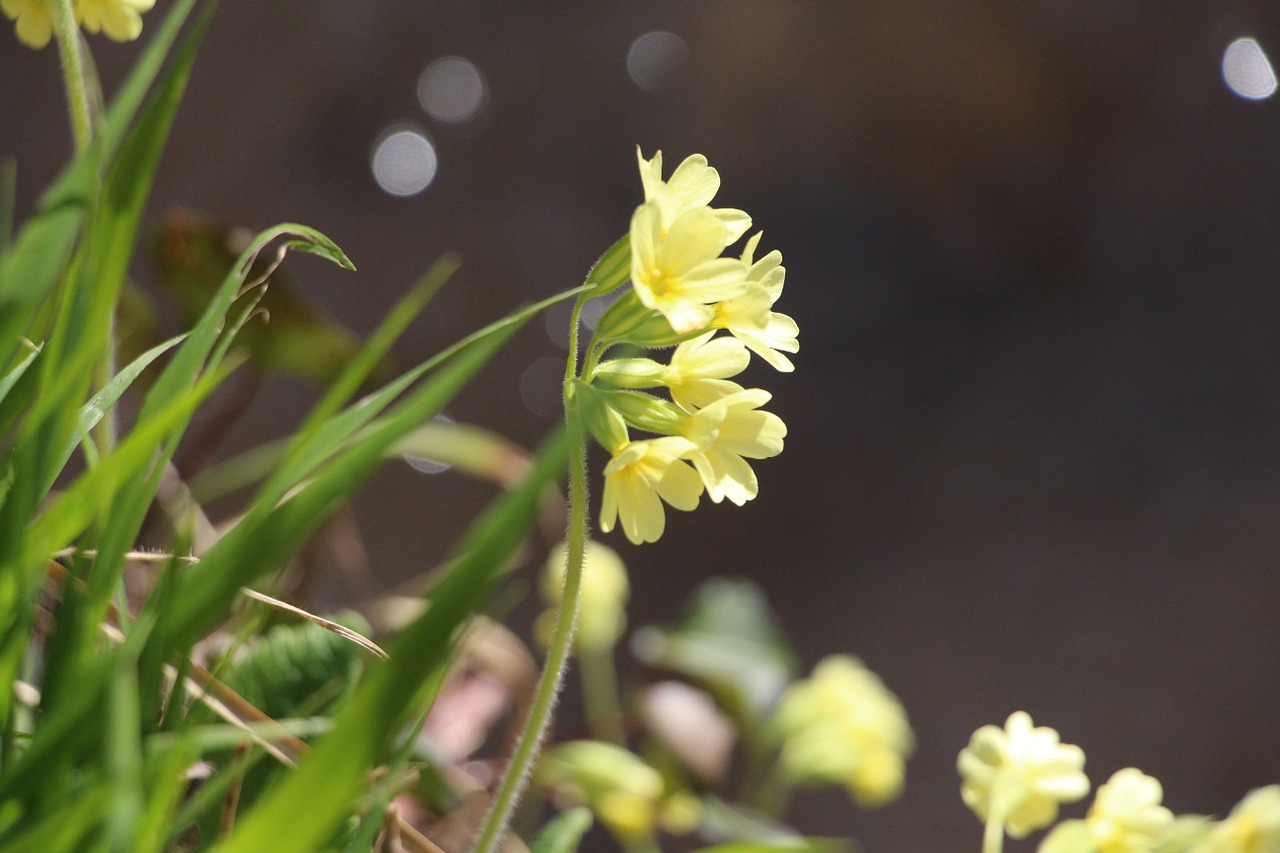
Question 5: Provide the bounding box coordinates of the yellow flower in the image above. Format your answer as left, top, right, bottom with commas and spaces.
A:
630, 201, 750, 335
711, 232, 799, 372
661, 331, 749, 412
1085, 769, 1174, 853
599, 436, 703, 544
540, 539, 629, 650
539, 740, 665, 842
958, 711, 1090, 839
2, 0, 54, 48
77, 0, 153, 41
636, 147, 751, 242
772, 655, 915, 807
680, 388, 785, 506
1194, 786, 1280, 853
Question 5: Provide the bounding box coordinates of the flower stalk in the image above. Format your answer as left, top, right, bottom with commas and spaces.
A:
51, 0, 92, 153
472, 295, 593, 853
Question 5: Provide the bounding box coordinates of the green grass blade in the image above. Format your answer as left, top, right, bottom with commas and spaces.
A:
160, 319, 525, 651
216, 425, 571, 853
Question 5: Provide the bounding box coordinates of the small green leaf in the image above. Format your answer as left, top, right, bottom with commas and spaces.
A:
530, 807, 595, 853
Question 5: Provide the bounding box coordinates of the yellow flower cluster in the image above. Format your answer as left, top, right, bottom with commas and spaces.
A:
958, 711, 1091, 840
538, 740, 701, 843
580, 149, 796, 545
3, 0, 154, 49
771, 655, 914, 807
959, 715, 1280, 853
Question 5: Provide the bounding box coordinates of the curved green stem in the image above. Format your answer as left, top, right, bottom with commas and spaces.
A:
51, 0, 92, 154
472, 295, 593, 853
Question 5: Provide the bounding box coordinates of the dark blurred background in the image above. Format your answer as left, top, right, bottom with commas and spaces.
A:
5, 2, 1280, 849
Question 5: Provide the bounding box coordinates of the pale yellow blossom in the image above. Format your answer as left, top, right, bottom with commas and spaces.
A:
2, 0, 53, 48
959, 711, 1090, 839
1085, 769, 1174, 853
661, 331, 749, 412
680, 388, 785, 506
599, 436, 703, 545
1193, 786, 1280, 853
773, 655, 914, 807
77, 0, 153, 41
540, 740, 665, 841
711, 232, 799, 372
629, 201, 749, 335
540, 540, 629, 650
636, 148, 751, 242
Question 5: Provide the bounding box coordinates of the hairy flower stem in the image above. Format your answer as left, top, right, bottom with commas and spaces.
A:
52, 0, 92, 154
471, 296, 592, 853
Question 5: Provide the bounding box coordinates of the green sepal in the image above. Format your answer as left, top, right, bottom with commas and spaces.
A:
592, 357, 666, 390
599, 388, 686, 436
573, 380, 629, 452
593, 290, 695, 348
583, 234, 631, 298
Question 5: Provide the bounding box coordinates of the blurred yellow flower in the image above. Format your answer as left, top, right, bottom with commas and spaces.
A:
958, 711, 1090, 839
1194, 786, 1280, 853
540, 539, 629, 650
539, 740, 665, 842
680, 388, 786, 506
599, 436, 703, 544
77, 0, 153, 41
773, 655, 914, 807
2, 0, 54, 48
630, 201, 749, 335
636, 148, 751, 242
1086, 768, 1174, 853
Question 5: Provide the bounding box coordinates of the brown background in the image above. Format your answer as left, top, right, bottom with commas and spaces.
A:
4, 2, 1280, 849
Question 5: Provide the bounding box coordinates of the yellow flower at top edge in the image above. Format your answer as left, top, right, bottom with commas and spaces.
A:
636, 148, 751, 242
1085, 768, 1173, 853
2, 0, 54, 48
680, 388, 786, 506
77, 0, 154, 42
599, 436, 704, 545
958, 711, 1090, 839
772, 655, 915, 807
630, 201, 751, 335
1194, 786, 1280, 853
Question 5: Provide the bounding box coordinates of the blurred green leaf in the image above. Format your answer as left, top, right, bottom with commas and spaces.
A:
632, 578, 797, 723
530, 807, 595, 853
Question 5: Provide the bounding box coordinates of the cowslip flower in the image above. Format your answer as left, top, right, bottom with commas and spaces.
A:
660, 332, 750, 412
680, 388, 786, 505
1085, 769, 1174, 853
772, 655, 915, 807
711, 233, 799, 372
1193, 786, 1280, 853
539, 539, 629, 650
959, 712, 1090, 840
599, 436, 703, 545
2, 0, 53, 48
636, 148, 751, 242
77, 0, 154, 41
630, 201, 750, 335
1040, 768, 1173, 853
539, 740, 666, 842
